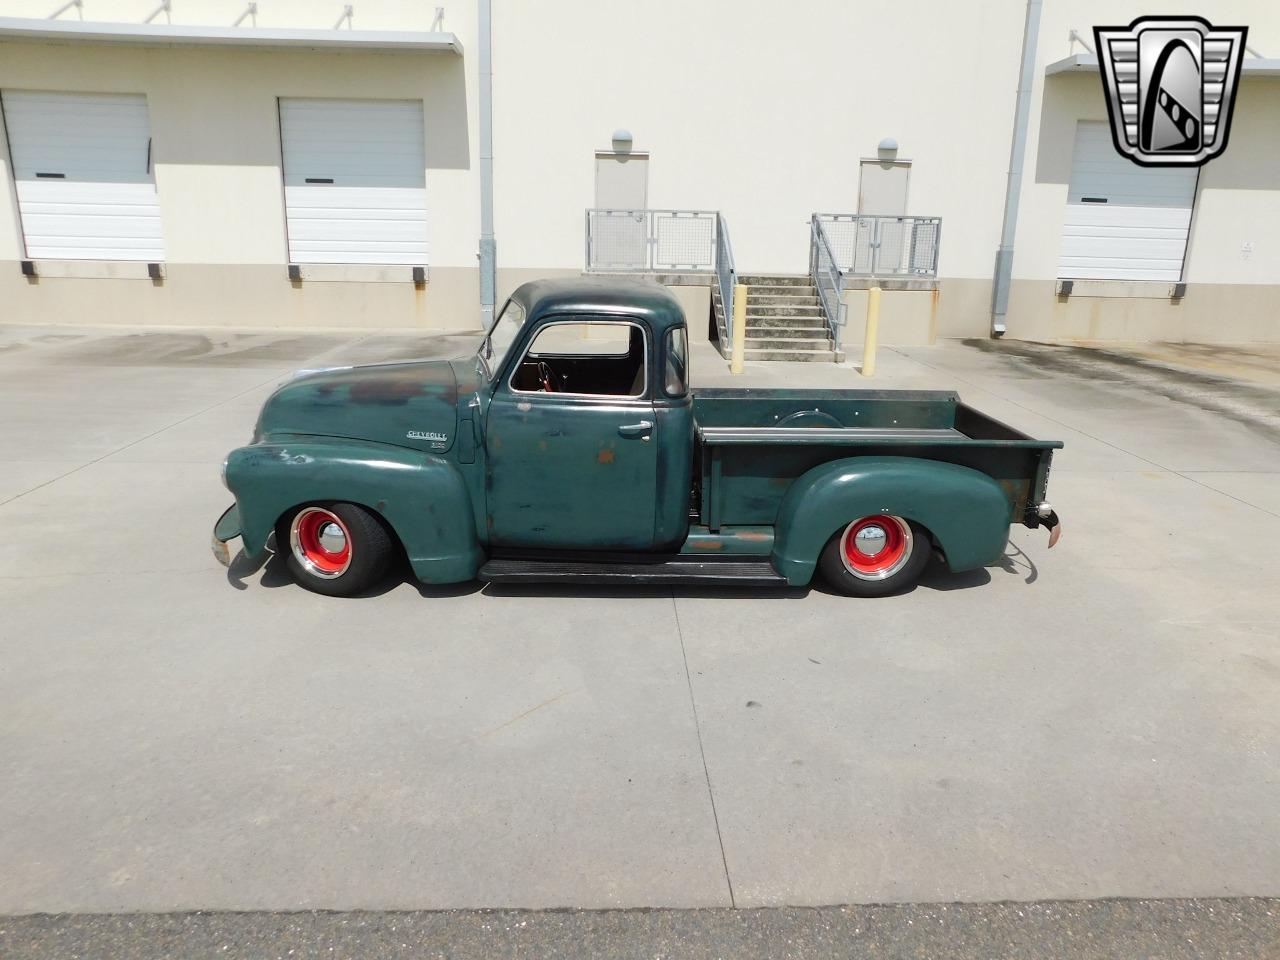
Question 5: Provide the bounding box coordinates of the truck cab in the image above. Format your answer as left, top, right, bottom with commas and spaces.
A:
214, 278, 1062, 598
476, 279, 695, 553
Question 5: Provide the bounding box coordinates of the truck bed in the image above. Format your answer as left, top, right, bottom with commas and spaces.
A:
691, 388, 1061, 531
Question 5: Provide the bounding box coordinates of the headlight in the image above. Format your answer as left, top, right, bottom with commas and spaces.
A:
220, 457, 230, 490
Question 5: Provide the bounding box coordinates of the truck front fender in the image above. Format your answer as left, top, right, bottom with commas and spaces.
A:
772, 456, 1012, 586
225, 439, 483, 584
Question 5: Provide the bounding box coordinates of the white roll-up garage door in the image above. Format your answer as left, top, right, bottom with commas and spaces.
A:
278, 98, 427, 265
1, 90, 164, 261
1059, 121, 1198, 281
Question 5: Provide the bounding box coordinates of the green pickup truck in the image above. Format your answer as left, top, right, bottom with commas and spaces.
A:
213, 278, 1062, 598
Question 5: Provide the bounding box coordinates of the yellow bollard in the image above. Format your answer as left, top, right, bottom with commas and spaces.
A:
729, 283, 748, 374
861, 285, 881, 377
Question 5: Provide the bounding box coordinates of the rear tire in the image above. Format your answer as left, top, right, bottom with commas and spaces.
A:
278, 502, 394, 597
818, 515, 931, 598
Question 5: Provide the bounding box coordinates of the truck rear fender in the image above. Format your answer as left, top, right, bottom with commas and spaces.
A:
225, 440, 483, 584
772, 456, 1012, 586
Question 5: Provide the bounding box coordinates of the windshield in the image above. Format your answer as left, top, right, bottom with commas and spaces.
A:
479, 299, 526, 379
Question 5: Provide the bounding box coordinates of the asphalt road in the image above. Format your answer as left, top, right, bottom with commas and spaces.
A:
3, 899, 1279, 959
2, 324, 1279, 956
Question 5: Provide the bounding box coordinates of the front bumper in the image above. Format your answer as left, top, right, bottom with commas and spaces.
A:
211, 503, 242, 567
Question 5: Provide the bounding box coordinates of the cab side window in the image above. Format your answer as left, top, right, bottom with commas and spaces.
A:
510, 320, 647, 397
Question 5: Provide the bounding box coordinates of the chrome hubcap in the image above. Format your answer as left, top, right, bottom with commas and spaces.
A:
838, 515, 914, 581
318, 522, 347, 554
852, 524, 888, 557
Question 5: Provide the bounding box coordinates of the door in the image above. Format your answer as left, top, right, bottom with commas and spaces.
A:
1059, 121, 1197, 281
591, 151, 649, 269
278, 98, 427, 265
486, 319, 658, 549
858, 160, 910, 215
595, 152, 648, 210
1, 90, 164, 261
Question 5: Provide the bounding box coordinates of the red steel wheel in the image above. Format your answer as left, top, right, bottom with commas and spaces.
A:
838, 515, 913, 581
289, 506, 353, 579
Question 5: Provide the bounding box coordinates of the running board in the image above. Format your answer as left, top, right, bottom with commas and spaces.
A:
479, 556, 786, 586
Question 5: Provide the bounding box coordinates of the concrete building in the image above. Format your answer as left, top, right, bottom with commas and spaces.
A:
0, 0, 1276, 348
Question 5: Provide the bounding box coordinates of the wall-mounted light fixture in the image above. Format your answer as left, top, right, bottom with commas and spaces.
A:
611, 128, 634, 154
877, 137, 899, 161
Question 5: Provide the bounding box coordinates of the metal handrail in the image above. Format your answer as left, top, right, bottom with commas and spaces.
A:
814, 213, 942, 278
715, 212, 736, 342
809, 215, 847, 349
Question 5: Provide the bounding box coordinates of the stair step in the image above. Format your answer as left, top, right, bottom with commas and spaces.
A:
744, 310, 826, 322
738, 275, 813, 287
744, 284, 818, 296
745, 306, 825, 318
745, 339, 833, 351
743, 348, 840, 362
746, 294, 823, 307
479, 556, 786, 586
742, 325, 829, 340
743, 321, 829, 333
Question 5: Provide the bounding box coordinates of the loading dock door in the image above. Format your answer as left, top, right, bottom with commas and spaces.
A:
1, 90, 164, 261
1059, 121, 1197, 281
278, 98, 427, 265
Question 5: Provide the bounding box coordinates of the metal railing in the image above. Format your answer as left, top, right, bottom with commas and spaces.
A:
809, 215, 847, 349
714, 212, 736, 343
815, 214, 942, 278
585, 208, 718, 273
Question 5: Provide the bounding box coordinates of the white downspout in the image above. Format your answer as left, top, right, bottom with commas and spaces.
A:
990, 0, 1043, 337
477, 0, 496, 329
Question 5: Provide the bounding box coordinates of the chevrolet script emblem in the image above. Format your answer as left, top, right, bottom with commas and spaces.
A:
1094, 16, 1248, 167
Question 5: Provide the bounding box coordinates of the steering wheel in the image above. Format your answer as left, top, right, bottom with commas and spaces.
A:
538, 361, 561, 393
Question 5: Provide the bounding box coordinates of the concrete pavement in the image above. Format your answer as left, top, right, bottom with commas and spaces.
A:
1, 325, 1279, 930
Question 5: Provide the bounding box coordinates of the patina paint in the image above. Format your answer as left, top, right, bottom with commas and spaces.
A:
223, 439, 483, 583
256, 361, 460, 456
771, 456, 1014, 585
215, 277, 1061, 589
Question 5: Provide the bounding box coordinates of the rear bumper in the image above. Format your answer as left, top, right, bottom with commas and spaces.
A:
211, 503, 241, 567
1025, 502, 1062, 548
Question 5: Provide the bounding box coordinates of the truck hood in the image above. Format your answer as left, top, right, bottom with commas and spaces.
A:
256, 359, 460, 455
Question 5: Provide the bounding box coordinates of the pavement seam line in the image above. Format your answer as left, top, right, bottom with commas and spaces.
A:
891, 345, 1280, 521
671, 591, 737, 909
0, 332, 378, 510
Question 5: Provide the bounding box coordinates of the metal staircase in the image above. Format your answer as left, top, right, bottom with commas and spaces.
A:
719, 275, 844, 362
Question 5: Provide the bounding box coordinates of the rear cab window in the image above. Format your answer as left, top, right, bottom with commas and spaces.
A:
663, 326, 688, 397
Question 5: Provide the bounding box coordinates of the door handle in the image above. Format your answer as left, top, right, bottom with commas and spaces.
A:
618, 420, 653, 438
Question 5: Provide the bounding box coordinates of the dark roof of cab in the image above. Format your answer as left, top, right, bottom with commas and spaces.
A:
510, 277, 686, 334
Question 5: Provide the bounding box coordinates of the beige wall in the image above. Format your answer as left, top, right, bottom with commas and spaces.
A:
0, 32, 481, 328
1005, 0, 1280, 341
1008, 281, 1280, 342
491, 0, 1027, 280
1, 0, 1278, 341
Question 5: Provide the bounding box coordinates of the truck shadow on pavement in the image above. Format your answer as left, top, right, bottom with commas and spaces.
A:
224, 542, 1033, 599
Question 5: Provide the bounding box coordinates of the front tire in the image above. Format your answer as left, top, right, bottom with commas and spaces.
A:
278, 502, 393, 597
817, 515, 931, 597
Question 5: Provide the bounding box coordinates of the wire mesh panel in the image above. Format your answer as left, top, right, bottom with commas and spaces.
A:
586, 209, 719, 273
809, 216, 845, 346
653, 211, 716, 270
815, 215, 941, 277
715, 212, 736, 341
586, 209, 649, 271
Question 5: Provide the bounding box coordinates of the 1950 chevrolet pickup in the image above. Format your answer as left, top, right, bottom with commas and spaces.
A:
213, 278, 1062, 597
